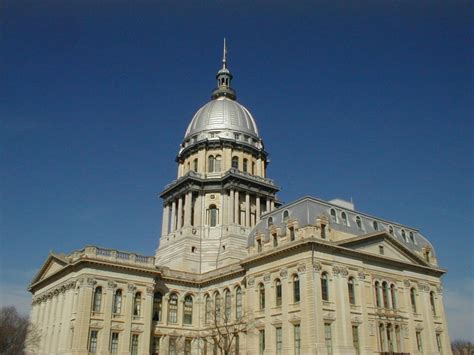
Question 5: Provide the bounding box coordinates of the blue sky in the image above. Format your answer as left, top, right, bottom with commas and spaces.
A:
1, 0, 472, 340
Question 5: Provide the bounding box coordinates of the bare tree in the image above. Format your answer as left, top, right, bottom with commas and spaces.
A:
197, 300, 254, 355
0, 306, 40, 355
452, 340, 474, 355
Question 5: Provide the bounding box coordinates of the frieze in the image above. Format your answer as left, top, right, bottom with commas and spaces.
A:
332, 265, 348, 277
279, 268, 288, 279
32, 280, 76, 304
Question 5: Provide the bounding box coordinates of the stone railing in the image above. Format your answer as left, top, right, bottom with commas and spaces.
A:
70, 246, 156, 268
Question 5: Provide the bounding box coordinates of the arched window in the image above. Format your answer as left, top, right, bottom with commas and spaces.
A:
215, 155, 222, 172
183, 295, 193, 325
390, 284, 397, 309
152, 292, 162, 321
341, 212, 348, 226
268, 217, 273, 227
389, 225, 394, 235
401, 229, 407, 242
321, 272, 329, 301
272, 233, 278, 247
209, 204, 218, 227
214, 292, 221, 319
409, 231, 415, 243
92, 287, 102, 313
235, 287, 242, 319
252, 161, 255, 174
373, 221, 379, 231
113, 289, 122, 314
243, 158, 248, 172
259, 283, 265, 310
205, 295, 212, 324
355, 216, 362, 229
275, 279, 282, 307
382, 282, 389, 308
293, 275, 300, 303
133, 292, 141, 317
224, 289, 231, 320
330, 209, 337, 222
430, 291, 436, 316
283, 210, 289, 222
289, 226, 295, 241
374, 281, 381, 308
168, 293, 178, 323
348, 277, 356, 305
208, 155, 215, 172
410, 288, 417, 313
193, 158, 198, 172
232, 156, 239, 169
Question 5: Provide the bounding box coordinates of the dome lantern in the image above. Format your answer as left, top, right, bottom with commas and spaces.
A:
211, 38, 237, 100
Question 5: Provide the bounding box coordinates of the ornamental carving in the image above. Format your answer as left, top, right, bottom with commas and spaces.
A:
263, 273, 271, 283
146, 286, 155, 295
332, 265, 348, 277
127, 284, 136, 293
323, 312, 336, 321
107, 280, 117, 289
87, 278, 96, 287
351, 316, 362, 324
403, 280, 411, 287
297, 263, 306, 273
279, 268, 288, 279
419, 283, 430, 292
247, 277, 255, 287
312, 262, 322, 272
358, 271, 366, 280
436, 285, 443, 294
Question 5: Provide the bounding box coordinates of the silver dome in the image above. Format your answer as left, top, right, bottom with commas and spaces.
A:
184, 97, 260, 140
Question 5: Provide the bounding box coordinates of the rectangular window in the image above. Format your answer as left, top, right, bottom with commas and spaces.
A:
416, 331, 423, 352
110, 332, 119, 353
352, 325, 360, 355
275, 326, 282, 355
184, 338, 192, 355
88, 330, 98, 353
151, 336, 160, 355
324, 323, 333, 355
436, 333, 442, 353
235, 335, 239, 355
379, 245, 384, 255
259, 330, 265, 355
169, 337, 177, 355
294, 324, 301, 355
130, 334, 139, 355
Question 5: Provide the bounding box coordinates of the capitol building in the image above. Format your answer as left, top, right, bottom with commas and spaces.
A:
28, 43, 451, 355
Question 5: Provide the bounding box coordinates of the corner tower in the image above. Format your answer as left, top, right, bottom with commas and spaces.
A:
155, 40, 280, 273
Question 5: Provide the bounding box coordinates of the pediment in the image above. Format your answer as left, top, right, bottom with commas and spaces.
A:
336, 232, 428, 267
31, 253, 68, 285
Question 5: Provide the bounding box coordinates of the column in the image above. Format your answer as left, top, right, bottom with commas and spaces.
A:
245, 193, 250, 227
161, 204, 169, 236
170, 201, 176, 232
177, 197, 183, 230
266, 199, 270, 213
234, 191, 240, 225
256, 196, 261, 223
271, 200, 275, 211
219, 193, 224, 225
184, 192, 192, 227
256, 158, 262, 176
58, 287, 74, 352
140, 287, 154, 355
72, 280, 93, 354
194, 194, 202, 227
333, 273, 355, 353
229, 189, 234, 224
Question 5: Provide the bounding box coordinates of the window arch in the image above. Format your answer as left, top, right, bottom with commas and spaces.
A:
208, 204, 218, 227
330, 209, 337, 222
232, 156, 239, 169
293, 275, 300, 303
214, 155, 222, 172
183, 295, 193, 325
390, 284, 397, 309
410, 288, 417, 313
243, 158, 248, 172
374, 281, 381, 307
373, 221, 379, 231
152, 292, 163, 321
208, 155, 215, 172
113, 289, 122, 314
430, 291, 436, 316
258, 283, 265, 310
224, 289, 231, 320
382, 282, 389, 308
348, 277, 356, 305
92, 286, 102, 313
133, 292, 142, 317
321, 272, 329, 301
275, 279, 282, 306
168, 293, 178, 323
235, 287, 242, 319
205, 295, 212, 324
341, 212, 348, 226
355, 216, 362, 230
283, 210, 289, 222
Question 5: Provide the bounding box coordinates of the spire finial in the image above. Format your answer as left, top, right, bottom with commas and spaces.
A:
222, 38, 227, 69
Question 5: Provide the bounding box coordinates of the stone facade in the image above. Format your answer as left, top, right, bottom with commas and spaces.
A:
28, 45, 452, 354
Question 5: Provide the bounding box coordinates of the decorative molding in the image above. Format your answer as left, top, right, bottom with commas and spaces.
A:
323, 312, 336, 321
297, 263, 306, 273
127, 284, 136, 293
279, 268, 288, 279
358, 271, 366, 280
419, 283, 430, 292
403, 280, 411, 287
146, 286, 155, 295
107, 280, 117, 289
263, 273, 271, 283
32, 280, 76, 304
247, 277, 255, 287
332, 265, 348, 277
312, 262, 321, 272
351, 316, 362, 324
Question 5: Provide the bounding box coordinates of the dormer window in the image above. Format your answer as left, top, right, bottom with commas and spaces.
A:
389, 225, 394, 235
401, 229, 407, 242
341, 212, 348, 226
257, 239, 262, 252
330, 209, 337, 223
283, 210, 289, 222
373, 221, 378, 231
268, 217, 273, 227
234, 133, 240, 140
355, 216, 362, 230
409, 232, 415, 243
